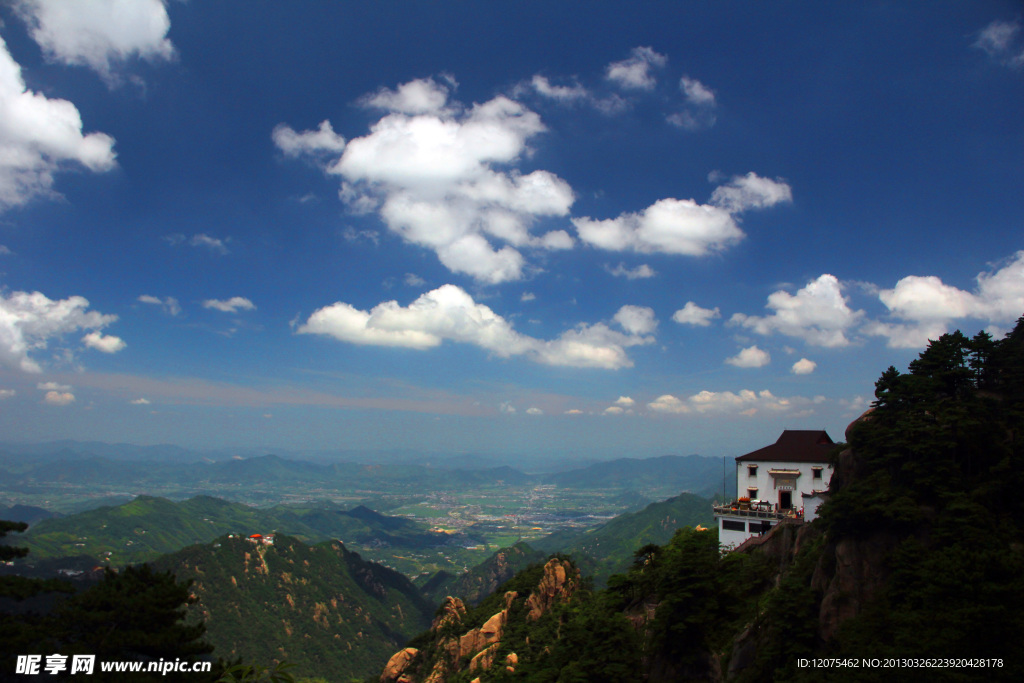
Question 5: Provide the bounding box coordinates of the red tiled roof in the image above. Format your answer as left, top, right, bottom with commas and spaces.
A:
736, 430, 834, 463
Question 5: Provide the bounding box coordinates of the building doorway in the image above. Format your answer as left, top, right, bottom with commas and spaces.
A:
779, 491, 792, 510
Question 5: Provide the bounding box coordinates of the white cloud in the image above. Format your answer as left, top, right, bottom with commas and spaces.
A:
189, 234, 229, 254
82, 331, 126, 353
668, 76, 718, 130
612, 305, 657, 336
13, 0, 175, 82
43, 390, 75, 406
709, 172, 793, 213
647, 394, 689, 414
37, 381, 71, 391
526, 406, 543, 415
649, 389, 795, 416
564, 408, 584, 415
0, 245, 12, 255
732, 274, 864, 347
500, 401, 516, 414
279, 83, 576, 283
359, 76, 454, 115
138, 295, 180, 316
0, 389, 14, 399
791, 358, 817, 375
0, 290, 118, 372
605, 46, 667, 90
298, 284, 653, 369
272, 120, 346, 158
672, 302, 720, 327
606, 263, 656, 279
0, 37, 117, 211
574, 173, 790, 257
520, 292, 536, 302
604, 405, 624, 415
573, 198, 741, 256
974, 20, 1024, 69
680, 76, 716, 107
726, 345, 771, 368
130, 397, 150, 405
528, 75, 590, 103
614, 396, 635, 407
202, 297, 256, 313
864, 251, 1024, 348
404, 273, 426, 287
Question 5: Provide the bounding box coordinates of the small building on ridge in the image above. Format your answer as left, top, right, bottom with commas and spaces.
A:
714, 430, 835, 549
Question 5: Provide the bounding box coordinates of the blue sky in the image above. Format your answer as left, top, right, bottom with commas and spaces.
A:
0, 1, 1021, 460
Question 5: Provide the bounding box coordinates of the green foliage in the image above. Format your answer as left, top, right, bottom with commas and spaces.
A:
0, 519, 29, 562
532, 493, 714, 587
218, 661, 297, 683
151, 534, 434, 681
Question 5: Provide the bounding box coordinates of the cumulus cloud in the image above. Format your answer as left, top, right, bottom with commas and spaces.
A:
277, 82, 576, 283
606, 263, 656, 279
130, 397, 150, 405
13, 0, 175, 82
404, 273, 426, 287
614, 396, 635, 407
606, 46, 667, 90
791, 358, 817, 374
298, 284, 654, 369
0, 290, 118, 372
359, 76, 454, 114
732, 274, 864, 347
43, 390, 75, 406
573, 173, 791, 256
526, 406, 543, 415
573, 198, 741, 256
138, 295, 180, 316
649, 389, 795, 416
612, 305, 657, 336
0, 389, 15, 399
604, 405, 624, 415
672, 302, 720, 327
726, 345, 770, 368
202, 297, 256, 313
0, 37, 117, 211
272, 120, 346, 159
864, 250, 1024, 348
709, 172, 793, 213
973, 19, 1024, 69
82, 331, 126, 353
667, 76, 717, 130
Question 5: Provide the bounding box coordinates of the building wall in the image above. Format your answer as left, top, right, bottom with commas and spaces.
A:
717, 514, 776, 549
735, 460, 832, 508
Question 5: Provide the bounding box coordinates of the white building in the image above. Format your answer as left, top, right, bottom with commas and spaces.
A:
714, 430, 835, 549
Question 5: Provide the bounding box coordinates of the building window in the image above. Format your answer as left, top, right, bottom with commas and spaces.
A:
722, 520, 746, 532
812, 467, 823, 480
747, 465, 757, 477
747, 488, 759, 500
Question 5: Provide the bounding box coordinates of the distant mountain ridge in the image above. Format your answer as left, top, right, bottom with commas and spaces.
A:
14, 495, 477, 566
1, 447, 724, 499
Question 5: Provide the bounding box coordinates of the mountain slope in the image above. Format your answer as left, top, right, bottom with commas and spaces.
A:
532, 492, 714, 586
153, 534, 434, 681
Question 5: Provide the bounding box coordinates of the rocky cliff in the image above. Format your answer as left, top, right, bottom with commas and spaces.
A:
380, 557, 580, 683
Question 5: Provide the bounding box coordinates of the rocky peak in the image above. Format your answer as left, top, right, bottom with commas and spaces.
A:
525, 557, 579, 621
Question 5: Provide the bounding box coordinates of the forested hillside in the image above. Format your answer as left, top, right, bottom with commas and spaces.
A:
154, 535, 434, 681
